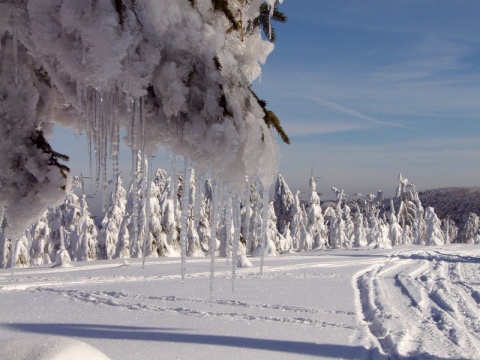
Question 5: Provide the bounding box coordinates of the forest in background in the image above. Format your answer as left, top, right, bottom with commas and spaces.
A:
1, 169, 479, 269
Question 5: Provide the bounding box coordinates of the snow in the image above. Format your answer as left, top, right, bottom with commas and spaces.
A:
0, 337, 111, 360
0, 0, 282, 238
1, 244, 480, 359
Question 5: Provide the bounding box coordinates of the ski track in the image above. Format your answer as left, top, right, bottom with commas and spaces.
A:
0, 257, 383, 291
355, 249, 480, 359
0, 258, 370, 331
31, 287, 356, 330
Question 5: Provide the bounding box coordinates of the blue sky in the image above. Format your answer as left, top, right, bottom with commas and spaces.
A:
254, 0, 480, 198
51, 1, 480, 209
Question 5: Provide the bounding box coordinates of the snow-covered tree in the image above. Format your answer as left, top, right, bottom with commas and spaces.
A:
388, 200, 403, 246
186, 171, 202, 257
368, 211, 391, 249
441, 218, 457, 244
247, 181, 263, 254
395, 174, 420, 229
12, 233, 31, 267
457, 212, 479, 244
61, 194, 82, 255
72, 195, 98, 261
0, 211, 11, 268
260, 202, 284, 255
116, 217, 131, 259
414, 205, 426, 246
29, 211, 52, 266
98, 176, 127, 259
273, 173, 295, 235
344, 205, 355, 245
306, 177, 328, 249
198, 179, 213, 253
424, 207, 444, 246
353, 206, 367, 247
290, 190, 306, 250
0, 0, 288, 242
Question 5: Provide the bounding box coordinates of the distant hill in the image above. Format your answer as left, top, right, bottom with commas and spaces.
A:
418, 187, 480, 225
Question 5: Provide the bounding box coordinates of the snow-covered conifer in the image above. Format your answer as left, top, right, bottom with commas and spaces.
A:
368, 211, 391, 249
198, 179, 213, 254
353, 206, 367, 247
116, 217, 131, 259
98, 176, 126, 259
307, 177, 328, 249
0, 0, 288, 240
395, 174, 420, 229
414, 205, 426, 246
441, 218, 457, 244
290, 190, 306, 250
388, 200, 403, 246
61, 193, 82, 256
72, 195, 98, 261
425, 207, 444, 246
30, 212, 52, 266
186, 171, 202, 256
12, 233, 31, 267
457, 212, 479, 244
273, 173, 295, 235
344, 205, 355, 245
0, 212, 11, 268
257, 202, 283, 255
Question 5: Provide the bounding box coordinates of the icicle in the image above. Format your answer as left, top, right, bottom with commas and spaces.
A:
180, 159, 192, 283
81, 43, 86, 66
13, 22, 18, 86
225, 193, 233, 266
76, 82, 83, 116
210, 180, 220, 305
243, 176, 251, 252
259, 183, 269, 275
171, 153, 178, 224
130, 99, 140, 256
58, 226, 64, 251
231, 194, 241, 292
111, 93, 120, 185
86, 89, 93, 190
194, 173, 205, 230
142, 156, 153, 268
94, 90, 101, 190
101, 91, 108, 212
141, 96, 146, 153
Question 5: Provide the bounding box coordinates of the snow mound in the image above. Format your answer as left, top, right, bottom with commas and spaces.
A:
0, 336, 111, 360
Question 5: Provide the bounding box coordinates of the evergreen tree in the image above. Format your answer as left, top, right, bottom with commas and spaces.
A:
289, 190, 306, 251
263, 201, 284, 255
441, 218, 457, 244
61, 193, 82, 257
425, 207, 444, 246
273, 173, 295, 235
353, 205, 367, 247
306, 177, 328, 249
198, 179, 213, 253
13, 233, 31, 267
388, 199, 403, 246
344, 205, 355, 246
0, 211, 11, 268
72, 195, 98, 261
98, 176, 127, 259
457, 212, 479, 244
30, 211, 51, 266
395, 174, 420, 229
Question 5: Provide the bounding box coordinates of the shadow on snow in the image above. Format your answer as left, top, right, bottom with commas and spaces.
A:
3, 322, 369, 359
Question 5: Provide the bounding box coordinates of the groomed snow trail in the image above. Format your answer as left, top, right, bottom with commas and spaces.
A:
354, 248, 480, 359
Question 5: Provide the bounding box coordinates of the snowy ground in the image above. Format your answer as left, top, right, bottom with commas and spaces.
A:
1, 245, 480, 359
